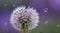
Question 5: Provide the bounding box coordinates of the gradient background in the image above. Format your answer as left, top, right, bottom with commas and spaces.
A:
0, 0, 60, 33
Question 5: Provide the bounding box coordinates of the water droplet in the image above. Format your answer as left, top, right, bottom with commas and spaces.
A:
5, 4, 7, 6
44, 8, 48, 13
44, 21, 48, 24
13, 4, 15, 7
5, 22, 7, 26
57, 24, 59, 27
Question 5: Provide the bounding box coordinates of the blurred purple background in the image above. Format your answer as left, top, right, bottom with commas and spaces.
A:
0, 0, 60, 33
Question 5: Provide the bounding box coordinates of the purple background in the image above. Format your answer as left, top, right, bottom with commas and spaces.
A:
0, 0, 60, 33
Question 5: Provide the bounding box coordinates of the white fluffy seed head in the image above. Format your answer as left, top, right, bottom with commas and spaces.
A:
10, 6, 40, 31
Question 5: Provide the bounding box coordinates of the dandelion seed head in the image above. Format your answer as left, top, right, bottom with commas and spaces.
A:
10, 6, 40, 31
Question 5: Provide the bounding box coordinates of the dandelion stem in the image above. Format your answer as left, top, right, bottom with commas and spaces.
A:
22, 23, 27, 33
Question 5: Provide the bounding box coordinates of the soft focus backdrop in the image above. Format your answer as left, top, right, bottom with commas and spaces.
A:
0, 0, 60, 33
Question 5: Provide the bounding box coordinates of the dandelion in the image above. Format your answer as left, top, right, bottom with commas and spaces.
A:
10, 6, 40, 33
